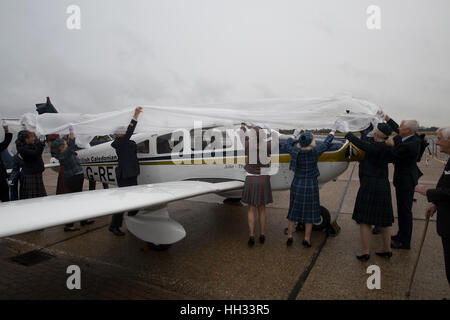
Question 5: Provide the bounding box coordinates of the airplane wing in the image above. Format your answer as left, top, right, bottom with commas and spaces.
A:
0, 180, 244, 238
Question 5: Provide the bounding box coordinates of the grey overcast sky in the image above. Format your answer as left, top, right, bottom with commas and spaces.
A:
0, 0, 449, 127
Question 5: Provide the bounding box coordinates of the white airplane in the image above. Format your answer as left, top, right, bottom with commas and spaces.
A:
0, 124, 363, 250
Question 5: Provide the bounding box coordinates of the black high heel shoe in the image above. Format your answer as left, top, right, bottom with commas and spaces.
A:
259, 235, 265, 244
286, 237, 293, 246
375, 251, 393, 258
356, 254, 370, 261
302, 240, 312, 248
248, 236, 255, 247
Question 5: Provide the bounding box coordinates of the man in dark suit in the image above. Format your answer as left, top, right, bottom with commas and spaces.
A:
109, 107, 143, 236
384, 115, 421, 249
0, 125, 13, 202
415, 127, 450, 285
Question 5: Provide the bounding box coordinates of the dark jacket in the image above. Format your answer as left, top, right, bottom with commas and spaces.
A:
112, 119, 140, 180
427, 159, 450, 237
55, 138, 83, 178
287, 133, 334, 179
345, 132, 393, 179
18, 142, 45, 175
387, 119, 421, 190
0, 133, 13, 179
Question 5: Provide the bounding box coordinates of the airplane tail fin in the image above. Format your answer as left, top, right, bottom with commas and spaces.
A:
36, 96, 58, 114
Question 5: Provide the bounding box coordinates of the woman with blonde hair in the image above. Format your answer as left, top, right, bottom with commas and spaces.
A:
285, 121, 339, 247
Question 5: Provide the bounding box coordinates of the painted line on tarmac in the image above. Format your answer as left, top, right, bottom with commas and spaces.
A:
36, 223, 110, 251
287, 163, 357, 300
7, 223, 109, 254
287, 233, 329, 300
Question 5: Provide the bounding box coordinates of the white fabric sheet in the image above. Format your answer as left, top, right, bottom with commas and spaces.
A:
4, 95, 382, 148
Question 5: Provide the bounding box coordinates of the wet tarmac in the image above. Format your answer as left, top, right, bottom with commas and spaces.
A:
1, 154, 449, 300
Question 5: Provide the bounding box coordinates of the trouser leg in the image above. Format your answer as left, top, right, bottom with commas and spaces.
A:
65, 174, 86, 227
110, 213, 124, 228
89, 178, 96, 190
110, 176, 137, 228
442, 236, 450, 286
0, 178, 10, 202
120, 177, 138, 216
396, 188, 414, 246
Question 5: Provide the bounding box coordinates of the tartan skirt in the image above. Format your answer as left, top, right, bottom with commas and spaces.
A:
287, 177, 321, 224
20, 173, 47, 200
241, 175, 273, 206
352, 176, 394, 227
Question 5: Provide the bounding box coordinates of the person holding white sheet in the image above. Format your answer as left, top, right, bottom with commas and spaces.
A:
285, 120, 340, 248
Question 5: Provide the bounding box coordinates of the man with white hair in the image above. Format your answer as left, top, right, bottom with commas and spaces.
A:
415, 127, 450, 285
384, 114, 422, 249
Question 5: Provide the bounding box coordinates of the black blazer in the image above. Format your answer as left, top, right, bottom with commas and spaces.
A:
111, 119, 140, 180
427, 160, 450, 237
0, 133, 13, 179
346, 132, 393, 179
387, 119, 421, 190
18, 141, 45, 175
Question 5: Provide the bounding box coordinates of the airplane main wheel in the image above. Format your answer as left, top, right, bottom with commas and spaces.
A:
312, 206, 331, 231
285, 206, 331, 234
146, 243, 172, 251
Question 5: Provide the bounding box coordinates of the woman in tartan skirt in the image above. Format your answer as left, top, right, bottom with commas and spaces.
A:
241, 124, 275, 247
345, 123, 395, 261
285, 122, 339, 248
17, 130, 47, 200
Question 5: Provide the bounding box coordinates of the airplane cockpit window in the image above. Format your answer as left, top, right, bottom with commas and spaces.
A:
157, 134, 173, 154
89, 135, 113, 146
137, 140, 150, 153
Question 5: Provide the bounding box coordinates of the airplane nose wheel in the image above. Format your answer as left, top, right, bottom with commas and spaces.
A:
284, 206, 331, 234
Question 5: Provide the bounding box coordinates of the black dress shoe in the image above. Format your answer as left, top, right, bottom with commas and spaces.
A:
80, 220, 95, 226
356, 254, 370, 261
391, 234, 400, 241
248, 236, 255, 247
286, 237, 293, 246
259, 235, 265, 244
391, 239, 410, 249
64, 226, 80, 232
302, 240, 312, 248
109, 227, 125, 236
375, 251, 393, 258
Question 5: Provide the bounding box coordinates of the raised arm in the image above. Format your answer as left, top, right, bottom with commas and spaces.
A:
0, 126, 12, 151
345, 132, 378, 154
286, 137, 299, 154
385, 116, 399, 135
388, 141, 417, 162
313, 133, 335, 154
123, 107, 143, 141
